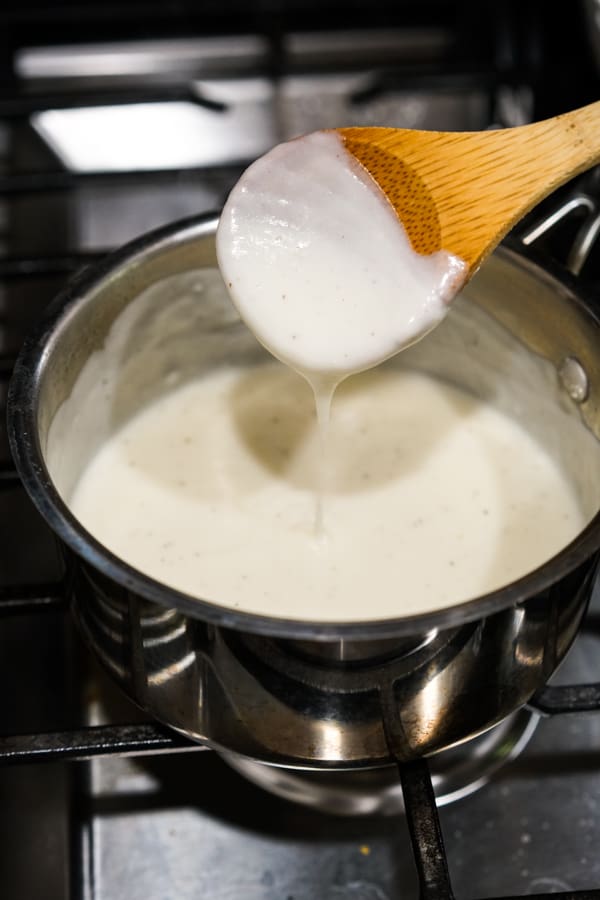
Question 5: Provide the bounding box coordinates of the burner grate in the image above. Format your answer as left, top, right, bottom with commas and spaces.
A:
530, 684, 600, 715
0, 722, 203, 764
399, 759, 455, 900
401, 759, 600, 900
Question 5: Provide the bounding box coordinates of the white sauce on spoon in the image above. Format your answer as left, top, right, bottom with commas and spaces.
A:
216, 130, 467, 381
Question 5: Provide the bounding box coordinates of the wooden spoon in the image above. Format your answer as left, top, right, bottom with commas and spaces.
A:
336, 100, 600, 274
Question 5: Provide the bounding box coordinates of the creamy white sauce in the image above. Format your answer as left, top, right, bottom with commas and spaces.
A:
70, 364, 585, 622
216, 131, 467, 381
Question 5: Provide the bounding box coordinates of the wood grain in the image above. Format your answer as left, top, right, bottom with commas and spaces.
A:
337, 101, 600, 271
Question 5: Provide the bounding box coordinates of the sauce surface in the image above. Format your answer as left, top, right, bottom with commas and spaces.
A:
70, 364, 585, 622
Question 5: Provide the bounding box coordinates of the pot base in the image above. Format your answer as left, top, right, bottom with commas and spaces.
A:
220, 707, 539, 816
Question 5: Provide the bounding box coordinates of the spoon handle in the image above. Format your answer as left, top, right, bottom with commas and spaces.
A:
339, 101, 600, 269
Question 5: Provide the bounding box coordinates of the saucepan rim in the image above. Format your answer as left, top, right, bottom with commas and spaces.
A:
7, 211, 600, 640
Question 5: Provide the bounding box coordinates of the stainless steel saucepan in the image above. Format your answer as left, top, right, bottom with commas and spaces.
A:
7, 213, 600, 770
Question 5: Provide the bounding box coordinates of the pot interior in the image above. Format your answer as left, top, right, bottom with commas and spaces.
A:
38, 226, 600, 607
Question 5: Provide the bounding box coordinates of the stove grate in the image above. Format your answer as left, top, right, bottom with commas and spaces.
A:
402, 755, 600, 900
0, 722, 203, 764
399, 759, 455, 900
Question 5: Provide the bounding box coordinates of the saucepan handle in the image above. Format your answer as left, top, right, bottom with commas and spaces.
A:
519, 167, 600, 275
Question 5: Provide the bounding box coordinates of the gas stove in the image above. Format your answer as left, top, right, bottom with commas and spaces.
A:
2, 3, 600, 898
